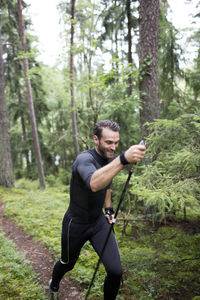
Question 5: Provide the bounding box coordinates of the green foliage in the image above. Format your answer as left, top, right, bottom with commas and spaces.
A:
1, 0, 200, 298
117, 113, 200, 222
119, 224, 200, 299
0, 183, 104, 298
158, 2, 183, 118
0, 229, 47, 299
14, 50, 38, 61
1, 182, 200, 299
15, 178, 40, 190
73, 242, 105, 298
0, 183, 68, 254
98, 62, 141, 150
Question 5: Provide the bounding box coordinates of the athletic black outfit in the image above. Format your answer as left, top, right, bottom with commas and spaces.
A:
50, 148, 123, 299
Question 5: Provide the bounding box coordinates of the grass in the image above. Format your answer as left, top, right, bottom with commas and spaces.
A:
0, 228, 47, 300
0, 180, 67, 255
0, 180, 200, 299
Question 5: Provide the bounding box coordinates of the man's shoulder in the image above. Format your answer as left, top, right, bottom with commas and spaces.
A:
72, 149, 96, 174
75, 149, 95, 163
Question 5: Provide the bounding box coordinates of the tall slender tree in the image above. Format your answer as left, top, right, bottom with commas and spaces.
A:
70, 0, 79, 156
17, 0, 45, 189
0, 25, 14, 187
158, 3, 182, 118
126, 0, 133, 96
7, 3, 30, 171
100, 0, 138, 99
138, 0, 160, 138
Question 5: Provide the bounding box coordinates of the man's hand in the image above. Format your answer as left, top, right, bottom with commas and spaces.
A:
124, 144, 146, 164
105, 213, 116, 224
105, 207, 116, 224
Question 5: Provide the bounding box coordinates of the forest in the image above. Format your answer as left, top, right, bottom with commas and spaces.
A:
0, 0, 200, 299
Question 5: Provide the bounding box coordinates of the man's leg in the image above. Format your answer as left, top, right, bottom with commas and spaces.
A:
90, 215, 123, 300
50, 212, 88, 291
50, 258, 77, 291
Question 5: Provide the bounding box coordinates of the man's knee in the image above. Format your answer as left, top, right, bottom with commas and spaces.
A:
60, 258, 76, 271
108, 266, 123, 279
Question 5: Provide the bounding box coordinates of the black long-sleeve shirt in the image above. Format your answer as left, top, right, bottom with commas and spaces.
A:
68, 148, 111, 223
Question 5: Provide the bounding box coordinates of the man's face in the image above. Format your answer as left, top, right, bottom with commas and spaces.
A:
94, 127, 120, 159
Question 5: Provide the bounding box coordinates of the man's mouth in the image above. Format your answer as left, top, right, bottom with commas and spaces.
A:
107, 151, 114, 156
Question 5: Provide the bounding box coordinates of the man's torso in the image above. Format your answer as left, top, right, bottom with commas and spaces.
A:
68, 148, 111, 223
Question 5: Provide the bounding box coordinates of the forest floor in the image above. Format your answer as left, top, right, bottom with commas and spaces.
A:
0, 201, 84, 300
1, 183, 200, 300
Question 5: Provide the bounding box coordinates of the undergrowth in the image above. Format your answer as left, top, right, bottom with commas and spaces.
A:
0, 228, 47, 299
0, 180, 200, 299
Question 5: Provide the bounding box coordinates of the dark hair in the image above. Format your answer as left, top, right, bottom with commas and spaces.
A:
94, 120, 120, 139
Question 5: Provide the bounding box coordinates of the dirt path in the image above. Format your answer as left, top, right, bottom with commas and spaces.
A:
0, 202, 84, 300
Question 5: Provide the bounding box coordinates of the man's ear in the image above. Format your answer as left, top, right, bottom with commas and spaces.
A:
93, 135, 98, 146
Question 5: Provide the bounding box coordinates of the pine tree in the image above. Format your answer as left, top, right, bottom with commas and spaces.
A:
17, 0, 46, 188
0, 25, 14, 187
70, 0, 79, 156
138, 0, 160, 138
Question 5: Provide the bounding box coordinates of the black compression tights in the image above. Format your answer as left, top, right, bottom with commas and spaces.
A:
50, 259, 75, 291
50, 213, 122, 299
51, 260, 121, 299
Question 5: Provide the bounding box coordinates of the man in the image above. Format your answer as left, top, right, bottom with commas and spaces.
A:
49, 120, 146, 300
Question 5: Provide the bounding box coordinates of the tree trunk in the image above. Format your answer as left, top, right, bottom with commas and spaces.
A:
126, 0, 133, 96
88, 55, 98, 127
17, 0, 45, 189
0, 27, 14, 187
70, 0, 79, 156
18, 84, 30, 173
8, 8, 30, 173
138, 0, 160, 138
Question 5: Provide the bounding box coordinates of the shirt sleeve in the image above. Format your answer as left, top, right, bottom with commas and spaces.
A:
76, 153, 96, 189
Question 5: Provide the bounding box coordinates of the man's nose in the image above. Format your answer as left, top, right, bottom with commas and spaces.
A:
110, 144, 116, 151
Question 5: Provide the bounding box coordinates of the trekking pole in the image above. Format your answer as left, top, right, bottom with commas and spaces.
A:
85, 140, 145, 300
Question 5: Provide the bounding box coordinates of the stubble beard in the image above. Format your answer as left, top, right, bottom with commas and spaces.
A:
96, 141, 114, 160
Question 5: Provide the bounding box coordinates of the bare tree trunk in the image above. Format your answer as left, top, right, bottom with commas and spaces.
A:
17, 0, 45, 189
88, 56, 98, 126
70, 0, 79, 156
126, 0, 133, 96
18, 84, 30, 173
0, 27, 14, 187
8, 8, 30, 173
138, 0, 160, 138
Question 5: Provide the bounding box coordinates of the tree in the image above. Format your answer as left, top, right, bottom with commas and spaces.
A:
129, 113, 200, 222
17, 0, 46, 188
7, 1, 30, 171
1, 0, 35, 177
158, 3, 183, 118
185, 3, 200, 105
0, 24, 14, 187
126, 0, 134, 96
138, 0, 160, 138
70, 0, 79, 156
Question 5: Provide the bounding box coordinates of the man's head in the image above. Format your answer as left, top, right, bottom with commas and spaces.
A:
93, 120, 120, 159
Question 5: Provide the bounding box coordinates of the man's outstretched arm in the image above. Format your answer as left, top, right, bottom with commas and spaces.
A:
90, 144, 146, 192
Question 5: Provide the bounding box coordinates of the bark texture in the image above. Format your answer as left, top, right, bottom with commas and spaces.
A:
0, 27, 14, 187
126, 0, 133, 96
139, 0, 160, 137
70, 0, 79, 156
